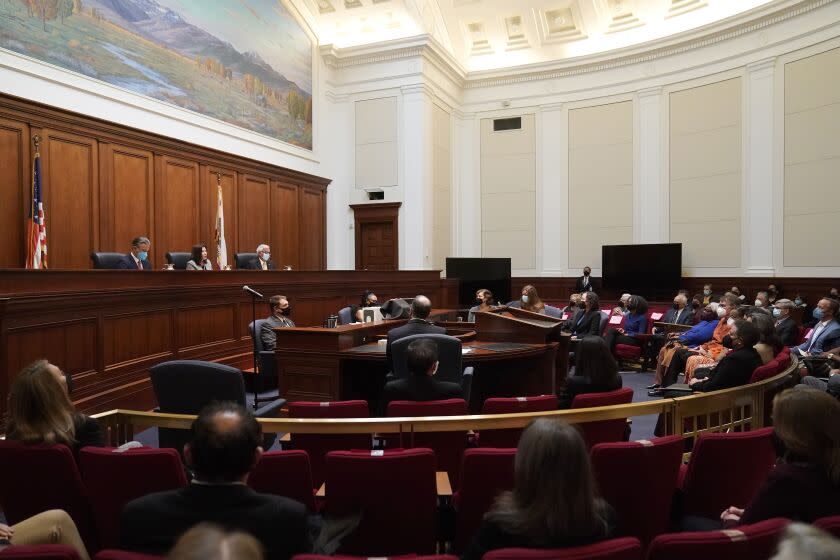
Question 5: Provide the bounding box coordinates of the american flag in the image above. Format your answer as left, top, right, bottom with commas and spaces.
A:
26, 148, 47, 269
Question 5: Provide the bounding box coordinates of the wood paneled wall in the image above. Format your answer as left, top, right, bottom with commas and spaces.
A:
0, 94, 328, 270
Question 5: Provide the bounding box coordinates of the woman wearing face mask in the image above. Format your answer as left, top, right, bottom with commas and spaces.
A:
354, 290, 379, 323
650, 306, 719, 393
519, 285, 545, 315
468, 289, 495, 322
749, 311, 784, 364
604, 295, 648, 354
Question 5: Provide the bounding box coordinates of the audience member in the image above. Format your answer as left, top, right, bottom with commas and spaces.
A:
657, 294, 695, 331
730, 286, 746, 302
830, 288, 840, 300
463, 418, 616, 560
611, 294, 631, 316
5, 360, 103, 453
468, 289, 495, 322
120, 402, 311, 559
567, 292, 602, 339
186, 244, 212, 270
354, 290, 379, 323
773, 299, 800, 346
117, 236, 152, 270
560, 293, 582, 316
688, 320, 762, 392
0, 510, 90, 560
519, 285, 546, 315
604, 295, 648, 354
381, 338, 464, 413
680, 297, 741, 381
749, 312, 783, 364
701, 284, 718, 306
558, 336, 622, 409
754, 291, 771, 310
690, 294, 704, 323
167, 523, 264, 560
575, 266, 594, 292
770, 523, 840, 560
244, 244, 275, 270
385, 295, 445, 371
260, 295, 295, 351
799, 348, 840, 396
767, 284, 781, 304
649, 306, 719, 392
793, 298, 840, 357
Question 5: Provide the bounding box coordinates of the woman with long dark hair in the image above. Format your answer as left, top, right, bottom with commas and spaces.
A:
604, 295, 649, 354
463, 418, 616, 560
558, 336, 623, 408
186, 244, 212, 270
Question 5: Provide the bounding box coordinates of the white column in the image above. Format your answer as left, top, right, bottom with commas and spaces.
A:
636, 87, 665, 244
324, 90, 354, 269
539, 103, 566, 274
453, 110, 480, 257
743, 58, 776, 275
400, 83, 435, 269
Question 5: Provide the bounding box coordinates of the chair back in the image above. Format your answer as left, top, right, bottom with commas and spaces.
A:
479, 395, 558, 448
338, 306, 353, 325
249, 450, 317, 512
591, 436, 684, 544
78, 447, 187, 549
248, 320, 278, 394
599, 311, 611, 335
453, 448, 516, 552
164, 252, 191, 270
680, 427, 776, 519
324, 449, 437, 555
571, 387, 634, 449
483, 538, 643, 560
0, 441, 97, 551
646, 518, 788, 560
234, 252, 257, 269
288, 400, 371, 487
94, 551, 164, 560
749, 359, 780, 383
814, 515, 840, 538
90, 252, 125, 269
0, 545, 83, 559
544, 305, 562, 318
391, 334, 465, 384
386, 399, 468, 482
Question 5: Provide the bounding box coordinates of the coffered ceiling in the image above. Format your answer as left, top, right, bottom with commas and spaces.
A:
293, 0, 783, 71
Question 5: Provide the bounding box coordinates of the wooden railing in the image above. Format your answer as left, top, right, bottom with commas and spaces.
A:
92, 355, 798, 447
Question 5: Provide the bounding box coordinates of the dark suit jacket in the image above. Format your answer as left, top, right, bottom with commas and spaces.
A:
661, 306, 695, 326
571, 310, 602, 337
740, 462, 840, 525
385, 319, 446, 371
775, 317, 799, 347
244, 258, 276, 270
120, 483, 310, 559
381, 376, 464, 414
575, 275, 595, 292
116, 254, 151, 270
693, 347, 762, 393
260, 314, 296, 351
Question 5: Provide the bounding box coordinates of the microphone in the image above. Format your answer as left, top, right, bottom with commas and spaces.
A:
242, 285, 264, 299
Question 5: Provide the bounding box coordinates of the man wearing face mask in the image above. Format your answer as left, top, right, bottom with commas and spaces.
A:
245, 244, 275, 271
688, 320, 763, 392
575, 267, 595, 293
794, 298, 840, 357
754, 291, 772, 311
260, 295, 295, 351
772, 299, 799, 347
701, 284, 718, 306
117, 236, 152, 270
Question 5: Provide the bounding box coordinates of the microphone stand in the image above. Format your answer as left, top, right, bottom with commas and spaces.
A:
243, 285, 264, 409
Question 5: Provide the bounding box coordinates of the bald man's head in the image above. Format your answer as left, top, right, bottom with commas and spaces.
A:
186, 402, 262, 483
411, 295, 432, 319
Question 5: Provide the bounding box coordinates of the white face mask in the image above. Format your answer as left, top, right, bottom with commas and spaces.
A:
717, 306, 727, 318
521, 295, 529, 304
755, 300, 763, 307
726, 317, 735, 326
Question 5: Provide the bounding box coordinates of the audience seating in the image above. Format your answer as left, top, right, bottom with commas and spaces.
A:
93, 551, 162, 560
248, 449, 317, 512
482, 537, 643, 560
233, 252, 257, 269
814, 515, 840, 538
452, 448, 516, 552
386, 399, 468, 482
570, 387, 634, 449
478, 395, 558, 448
0, 441, 97, 552
0, 545, 82, 559
323, 449, 437, 555
390, 334, 474, 402
288, 400, 371, 487
337, 306, 353, 325
89, 252, 126, 270
645, 518, 788, 560
678, 427, 776, 520
544, 305, 562, 318
749, 359, 780, 383
78, 447, 187, 549
163, 252, 190, 270
294, 556, 457, 560
590, 436, 683, 545
613, 312, 657, 371
247, 320, 282, 399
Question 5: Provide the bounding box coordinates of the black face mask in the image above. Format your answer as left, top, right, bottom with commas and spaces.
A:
692, 301, 701, 309
578, 301, 587, 309
771, 430, 787, 459
279, 306, 292, 317
722, 335, 734, 349
672, 303, 680, 309
476, 298, 483, 304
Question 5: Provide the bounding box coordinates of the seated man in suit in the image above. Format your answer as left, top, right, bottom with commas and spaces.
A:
245, 244, 275, 271
120, 402, 311, 559
773, 299, 800, 347
116, 236, 152, 270
688, 320, 763, 392
793, 298, 840, 357
657, 293, 695, 331
260, 295, 295, 351
385, 295, 445, 372
381, 338, 464, 413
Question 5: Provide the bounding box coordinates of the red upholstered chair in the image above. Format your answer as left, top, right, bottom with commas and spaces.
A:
678, 427, 776, 520
482, 537, 643, 560
645, 518, 789, 560
288, 400, 371, 487
570, 388, 634, 449
452, 448, 516, 552
776, 349, 791, 370
614, 312, 657, 371
293, 556, 458, 560
93, 551, 163, 560
479, 395, 558, 448
0, 546, 81, 559
78, 447, 187, 550
248, 449, 317, 512
749, 360, 780, 383
590, 436, 683, 544
814, 515, 840, 538
386, 399, 469, 483
323, 449, 437, 556
0, 441, 97, 552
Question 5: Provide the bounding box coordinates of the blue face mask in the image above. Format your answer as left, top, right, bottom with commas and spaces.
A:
813, 308, 824, 320
772, 308, 781, 318
137, 251, 148, 261
261, 252, 271, 262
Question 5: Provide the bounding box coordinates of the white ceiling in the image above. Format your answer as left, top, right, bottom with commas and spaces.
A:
294, 0, 781, 72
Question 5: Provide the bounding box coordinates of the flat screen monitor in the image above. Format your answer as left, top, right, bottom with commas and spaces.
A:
445, 258, 511, 308
602, 243, 682, 298
361, 306, 384, 323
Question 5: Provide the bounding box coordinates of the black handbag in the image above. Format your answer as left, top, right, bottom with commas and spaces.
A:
802, 356, 832, 378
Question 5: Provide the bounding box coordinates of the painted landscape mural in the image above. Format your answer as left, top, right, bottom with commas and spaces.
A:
0, 0, 313, 149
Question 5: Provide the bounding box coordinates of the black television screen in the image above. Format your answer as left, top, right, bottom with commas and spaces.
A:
446, 258, 511, 308
602, 243, 682, 298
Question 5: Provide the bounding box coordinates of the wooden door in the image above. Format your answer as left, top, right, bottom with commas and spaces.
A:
351, 202, 400, 271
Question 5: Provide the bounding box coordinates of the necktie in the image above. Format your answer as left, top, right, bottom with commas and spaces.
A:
136, 259, 142, 270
